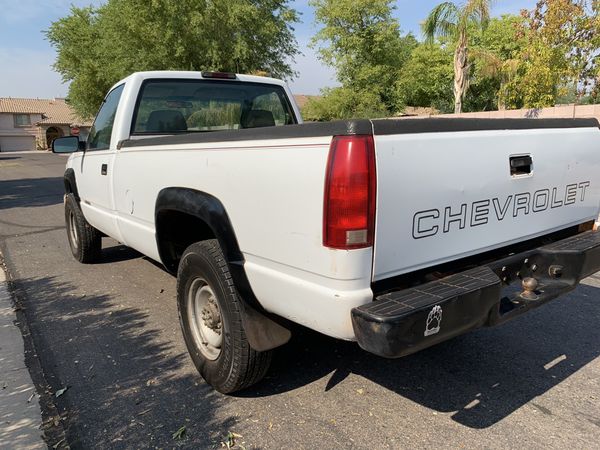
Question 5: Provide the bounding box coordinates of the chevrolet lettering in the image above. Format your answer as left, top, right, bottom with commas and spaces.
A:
413, 181, 591, 239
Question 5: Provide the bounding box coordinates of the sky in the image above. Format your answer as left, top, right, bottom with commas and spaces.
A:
0, 0, 538, 98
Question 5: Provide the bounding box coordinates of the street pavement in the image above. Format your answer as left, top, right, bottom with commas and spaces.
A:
0, 151, 599, 449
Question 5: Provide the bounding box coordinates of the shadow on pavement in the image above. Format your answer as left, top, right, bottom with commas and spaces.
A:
0, 177, 64, 210
243, 283, 600, 429
97, 244, 143, 265
0, 156, 21, 160
10, 275, 235, 449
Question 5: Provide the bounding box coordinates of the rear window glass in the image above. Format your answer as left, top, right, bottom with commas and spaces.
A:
132, 79, 296, 134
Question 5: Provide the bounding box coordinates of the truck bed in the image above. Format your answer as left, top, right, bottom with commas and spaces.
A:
122, 117, 600, 283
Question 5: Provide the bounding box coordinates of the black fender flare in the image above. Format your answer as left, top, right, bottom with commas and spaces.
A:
64, 168, 80, 200
155, 187, 291, 352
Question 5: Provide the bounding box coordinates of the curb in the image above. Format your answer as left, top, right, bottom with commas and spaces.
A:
0, 266, 45, 449
0, 256, 70, 449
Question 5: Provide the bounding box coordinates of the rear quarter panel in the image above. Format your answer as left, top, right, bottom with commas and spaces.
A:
112, 138, 374, 339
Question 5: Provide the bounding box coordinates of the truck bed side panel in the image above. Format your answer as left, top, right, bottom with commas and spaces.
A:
112, 138, 374, 339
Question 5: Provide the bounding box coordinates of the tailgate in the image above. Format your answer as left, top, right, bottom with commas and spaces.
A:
371, 118, 600, 282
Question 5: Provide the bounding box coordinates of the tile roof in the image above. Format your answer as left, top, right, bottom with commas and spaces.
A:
0, 98, 93, 127
0, 99, 44, 114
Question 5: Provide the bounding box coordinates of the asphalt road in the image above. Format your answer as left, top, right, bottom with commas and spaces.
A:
1, 152, 599, 449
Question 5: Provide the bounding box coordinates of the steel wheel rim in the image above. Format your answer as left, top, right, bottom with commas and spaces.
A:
68, 210, 79, 249
187, 277, 223, 361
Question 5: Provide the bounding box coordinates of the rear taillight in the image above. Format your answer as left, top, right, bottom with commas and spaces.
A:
323, 135, 376, 249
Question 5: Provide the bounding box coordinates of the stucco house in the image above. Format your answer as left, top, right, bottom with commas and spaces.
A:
0, 98, 92, 152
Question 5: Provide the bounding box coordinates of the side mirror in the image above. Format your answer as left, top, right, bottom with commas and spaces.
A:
52, 136, 81, 154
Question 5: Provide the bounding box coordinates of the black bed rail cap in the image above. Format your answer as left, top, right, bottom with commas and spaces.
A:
121, 119, 373, 148
371, 117, 600, 136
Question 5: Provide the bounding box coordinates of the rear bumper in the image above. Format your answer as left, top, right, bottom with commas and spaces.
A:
352, 230, 600, 358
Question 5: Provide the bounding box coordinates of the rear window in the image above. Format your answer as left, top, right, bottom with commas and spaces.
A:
131, 79, 297, 135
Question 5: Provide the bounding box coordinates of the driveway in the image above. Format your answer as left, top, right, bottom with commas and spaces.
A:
1, 152, 599, 449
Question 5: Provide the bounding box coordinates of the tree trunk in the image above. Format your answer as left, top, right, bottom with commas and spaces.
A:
453, 32, 469, 114
498, 85, 507, 111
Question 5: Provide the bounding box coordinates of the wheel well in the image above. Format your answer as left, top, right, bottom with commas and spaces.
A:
156, 210, 216, 273
64, 169, 79, 200
154, 198, 292, 352
64, 179, 73, 194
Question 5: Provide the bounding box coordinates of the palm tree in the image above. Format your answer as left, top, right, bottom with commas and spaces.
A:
422, 0, 492, 113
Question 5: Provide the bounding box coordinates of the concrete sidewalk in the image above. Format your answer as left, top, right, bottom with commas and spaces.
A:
0, 268, 45, 449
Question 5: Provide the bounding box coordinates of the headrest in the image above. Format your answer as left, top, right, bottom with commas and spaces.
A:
241, 109, 275, 128
146, 110, 187, 132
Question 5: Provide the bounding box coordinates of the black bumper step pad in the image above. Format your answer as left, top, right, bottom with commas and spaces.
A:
359, 266, 500, 320
542, 229, 600, 252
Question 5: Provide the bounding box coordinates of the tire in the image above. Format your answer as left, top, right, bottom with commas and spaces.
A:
177, 239, 272, 394
64, 193, 102, 263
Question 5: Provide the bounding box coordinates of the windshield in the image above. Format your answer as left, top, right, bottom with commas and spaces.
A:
131, 79, 297, 134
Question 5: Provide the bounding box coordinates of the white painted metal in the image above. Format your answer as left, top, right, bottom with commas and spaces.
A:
73, 149, 122, 240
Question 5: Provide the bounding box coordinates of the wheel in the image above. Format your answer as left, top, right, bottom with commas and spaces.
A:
64, 193, 102, 263
177, 239, 272, 393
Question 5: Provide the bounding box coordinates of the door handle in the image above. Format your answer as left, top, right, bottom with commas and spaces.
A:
101, 164, 108, 175
510, 155, 532, 176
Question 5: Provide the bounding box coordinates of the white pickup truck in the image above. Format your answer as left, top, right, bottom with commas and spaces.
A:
53, 71, 600, 393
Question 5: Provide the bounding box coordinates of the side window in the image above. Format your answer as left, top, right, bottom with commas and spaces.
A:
87, 84, 124, 151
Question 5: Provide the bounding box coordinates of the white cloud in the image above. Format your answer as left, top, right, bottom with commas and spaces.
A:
0, 47, 68, 98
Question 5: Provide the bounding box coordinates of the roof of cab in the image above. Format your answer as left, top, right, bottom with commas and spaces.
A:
110, 71, 287, 92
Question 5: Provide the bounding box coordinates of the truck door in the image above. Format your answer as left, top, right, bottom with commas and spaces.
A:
76, 84, 125, 239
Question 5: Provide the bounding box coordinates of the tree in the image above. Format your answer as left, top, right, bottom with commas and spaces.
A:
302, 86, 390, 121
395, 16, 525, 114
46, 0, 299, 118
422, 0, 492, 113
470, 14, 528, 109
395, 44, 454, 113
308, 0, 417, 119
505, 0, 600, 108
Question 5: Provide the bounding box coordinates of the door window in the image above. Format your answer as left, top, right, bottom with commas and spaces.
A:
87, 84, 125, 151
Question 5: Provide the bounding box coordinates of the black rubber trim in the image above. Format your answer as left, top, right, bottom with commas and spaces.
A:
155, 188, 243, 272
121, 120, 373, 148
371, 117, 600, 135
63, 168, 79, 201
121, 117, 598, 148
